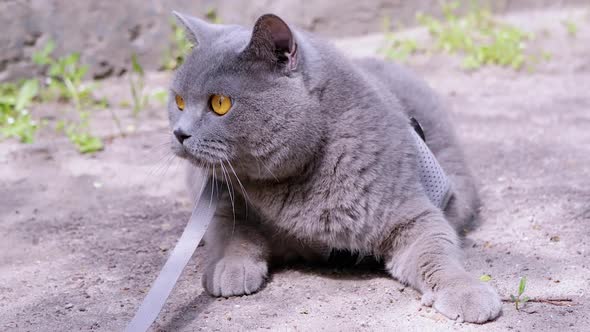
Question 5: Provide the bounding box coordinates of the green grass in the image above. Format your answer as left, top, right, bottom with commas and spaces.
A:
0, 80, 40, 143
381, 1, 548, 71
130, 54, 148, 117
32, 40, 103, 153
3, 11, 218, 152
205, 7, 222, 24
161, 20, 193, 70
479, 274, 492, 282
562, 19, 578, 37
128, 53, 169, 118
32, 40, 95, 108
509, 276, 529, 311
380, 36, 421, 62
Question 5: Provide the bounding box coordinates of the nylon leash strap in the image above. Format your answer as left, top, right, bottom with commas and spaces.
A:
126, 179, 218, 332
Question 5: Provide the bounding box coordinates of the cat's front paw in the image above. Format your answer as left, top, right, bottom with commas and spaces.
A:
423, 280, 502, 323
202, 256, 268, 297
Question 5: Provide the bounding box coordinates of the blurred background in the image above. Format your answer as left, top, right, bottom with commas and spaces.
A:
1, 0, 586, 80
1, 1, 589, 331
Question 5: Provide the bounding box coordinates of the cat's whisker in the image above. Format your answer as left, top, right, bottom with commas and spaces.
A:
195, 163, 209, 199
158, 154, 178, 180
145, 143, 173, 155
219, 160, 235, 217
142, 143, 175, 169
170, 155, 182, 177
208, 163, 215, 209
147, 152, 175, 178
212, 164, 217, 204
219, 159, 237, 236
225, 157, 251, 209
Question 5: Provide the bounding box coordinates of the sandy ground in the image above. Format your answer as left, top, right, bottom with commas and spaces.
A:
1, 7, 589, 332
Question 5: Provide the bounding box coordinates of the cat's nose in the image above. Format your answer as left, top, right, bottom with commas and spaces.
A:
173, 129, 191, 144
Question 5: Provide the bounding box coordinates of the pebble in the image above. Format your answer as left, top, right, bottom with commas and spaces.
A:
65, 303, 74, 309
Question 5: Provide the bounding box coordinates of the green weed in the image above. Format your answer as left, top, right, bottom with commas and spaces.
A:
381, 1, 548, 71
417, 1, 535, 70
0, 80, 40, 143
205, 8, 222, 24
32, 40, 95, 109
479, 274, 492, 282
129, 54, 148, 117
562, 19, 578, 37
59, 119, 104, 154
161, 9, 219, 70
32, 41, 103, 153
509, 276, 529, 311
380, 35, 421, 62
161, 20, 193, 70
128, 54, 169, 117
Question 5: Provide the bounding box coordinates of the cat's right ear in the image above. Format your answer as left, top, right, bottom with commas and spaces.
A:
172, 11, 223, 46
244, 14, 298, 72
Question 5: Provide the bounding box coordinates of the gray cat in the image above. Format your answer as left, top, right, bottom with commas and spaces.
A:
168, 12, 502, 323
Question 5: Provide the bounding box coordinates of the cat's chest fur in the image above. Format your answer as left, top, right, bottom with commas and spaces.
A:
242, 120, 419, 252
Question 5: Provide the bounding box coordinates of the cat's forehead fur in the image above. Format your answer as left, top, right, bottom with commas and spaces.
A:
172, 26, 253, 96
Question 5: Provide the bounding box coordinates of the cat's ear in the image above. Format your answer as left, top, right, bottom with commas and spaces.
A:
245, 14, 298, 72
172, 11, 223, 46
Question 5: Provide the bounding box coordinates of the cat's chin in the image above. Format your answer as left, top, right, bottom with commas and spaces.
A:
178, 151, 223, 170
182, 154, 211, 168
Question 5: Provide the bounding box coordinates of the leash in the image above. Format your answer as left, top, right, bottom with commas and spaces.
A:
125, 179, 218, 332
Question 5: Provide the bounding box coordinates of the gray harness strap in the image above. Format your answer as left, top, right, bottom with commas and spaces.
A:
126, 180, 218, 332
409, 121, 452, 209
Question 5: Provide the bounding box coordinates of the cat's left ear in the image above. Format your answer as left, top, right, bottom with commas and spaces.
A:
244, 14, 298, 72
172, 11, 223, 46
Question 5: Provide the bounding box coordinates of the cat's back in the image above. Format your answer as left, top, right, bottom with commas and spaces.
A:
352, 58, 455, 157
352, 58, 480, 231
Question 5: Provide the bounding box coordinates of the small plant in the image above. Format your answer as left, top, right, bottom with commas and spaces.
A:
128, 54, 170, 117
32, 40, 94, 109
129, 54, 148, 117
0, 79, 40, 143
562, 20, 578, 37
205, 7, 222, 24
61, 122, 104, 154
380, 35, 420, 62
479, 274, 492, 282
417, 1, 536, 70
510, 276, 529, 311
382, 1, 548, 71
32, 40, 103, 153
161, 20, 193, 70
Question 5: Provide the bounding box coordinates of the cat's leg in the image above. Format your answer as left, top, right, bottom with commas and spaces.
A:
201, 194, 270, 297
383, 207, 501, 323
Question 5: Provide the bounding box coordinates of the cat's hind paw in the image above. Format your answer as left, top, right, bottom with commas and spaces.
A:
202, 256, 268, 297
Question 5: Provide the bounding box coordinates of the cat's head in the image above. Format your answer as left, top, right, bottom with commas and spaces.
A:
168, 12, 325, 180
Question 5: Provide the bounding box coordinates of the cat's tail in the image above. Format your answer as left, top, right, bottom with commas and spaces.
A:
444, 170, 481, 235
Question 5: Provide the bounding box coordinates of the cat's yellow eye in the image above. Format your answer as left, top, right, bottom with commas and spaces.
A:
210, 94, 232, 115
175, 94, 185, 111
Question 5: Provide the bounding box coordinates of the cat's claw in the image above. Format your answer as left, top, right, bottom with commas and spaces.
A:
202, 256, 268, 297
429, 281, 502, 323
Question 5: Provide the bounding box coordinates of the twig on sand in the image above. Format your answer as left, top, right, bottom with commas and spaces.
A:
502, 297, 574, 306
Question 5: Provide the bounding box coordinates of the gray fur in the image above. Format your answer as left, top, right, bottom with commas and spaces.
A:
168, 12, 501, 323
